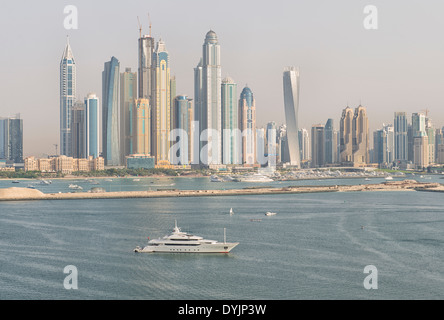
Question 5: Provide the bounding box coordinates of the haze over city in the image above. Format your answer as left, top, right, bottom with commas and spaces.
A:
1, 0, 444, 157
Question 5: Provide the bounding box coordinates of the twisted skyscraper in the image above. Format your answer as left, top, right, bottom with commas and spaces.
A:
283, 67, 301, 167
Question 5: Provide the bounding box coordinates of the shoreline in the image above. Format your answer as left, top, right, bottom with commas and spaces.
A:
0, 180, 441, 202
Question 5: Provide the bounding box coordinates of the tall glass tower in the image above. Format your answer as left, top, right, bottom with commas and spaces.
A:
221, 77, 239, 164
60, 37, 76, 156
394, 112, 408, 161
283, 67, 301, 167
153, 39, 171, 164
201, 30, 222, 165
239, 86, 256, 165
85, 93, 100, 159
102, 56, 120, 166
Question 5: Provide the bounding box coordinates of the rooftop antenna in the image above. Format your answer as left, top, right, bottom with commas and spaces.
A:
148, 13, 152, 37
137, 16, 142, 38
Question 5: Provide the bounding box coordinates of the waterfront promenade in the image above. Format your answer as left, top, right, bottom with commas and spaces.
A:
0, 180, 442, 202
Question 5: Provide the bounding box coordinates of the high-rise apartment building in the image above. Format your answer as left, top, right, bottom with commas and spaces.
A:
71, 101, 85, 159
311, 124, 325, 168
298, 128, 310, 162
0, 115, 23, 164
339, 105, 369, 166
412, 113, 428, 168
138, 32, 155, 100
152, 40, 171, 165
239, 86, 256, 165
102, 56, 121, 166
133, 98, 151, 156
266, 121, 278, 167
283, 67, 301, 168
120, 68, 138, 162
352, 105, 369, 165
426, 117, 435, 165
394, 112, 408, 161
85, 93, 100, 159
60, 37, 76, 156
221, 77, 239, 164
198, 30, 222, 165
340, 106, 354, 163
324, 118, 336, 165
174, 96, 194, 165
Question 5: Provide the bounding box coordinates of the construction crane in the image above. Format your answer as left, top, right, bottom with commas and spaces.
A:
421, 108, 430, 117
137, 16, 142, 38
148, 13, 152, 37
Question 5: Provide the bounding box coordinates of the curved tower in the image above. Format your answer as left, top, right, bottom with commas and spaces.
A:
283, 67, 301, 167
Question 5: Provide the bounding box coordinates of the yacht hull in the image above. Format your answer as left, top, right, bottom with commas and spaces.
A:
134, 242, 239, 253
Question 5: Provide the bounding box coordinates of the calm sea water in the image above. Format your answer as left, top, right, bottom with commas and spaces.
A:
0, 175, 443, 299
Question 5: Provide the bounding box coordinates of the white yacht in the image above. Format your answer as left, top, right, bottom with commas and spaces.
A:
385, 176, 393, 180
239, 173, 274, 183
69, 184, 83, 190
265, 212, 277, 216
210, 175, 223, 182
134, 221, 239, 253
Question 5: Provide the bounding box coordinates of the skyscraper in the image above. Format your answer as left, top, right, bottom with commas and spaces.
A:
152, 39, 171, 165
0, 114, 23, 164
174, 96, 194, 165
102, 56, 120, 166
239, 86, 256, 165
133, 98, 151, 155
200, 30, 222, 165
298, 128, 310, 162
138, 31, 155, 100
85, 93, 100, 159
221, 77, 239, 164
352, 105, 369, 165
60, 37, 76, 156
412, 113, 428, 168
340, 105, 369, 166
394, 112, 408, 161
71, 101, 85, 159
324, 118, 336, 165
120, 68, 137, 162
340, 106, 354, 163
266, 121, 278, 167
283, 67, 301, 167
373, 129, 387, 164
311, 124, 325, 168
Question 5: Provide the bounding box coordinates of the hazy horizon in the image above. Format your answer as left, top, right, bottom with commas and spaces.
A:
1, 0, 443, 157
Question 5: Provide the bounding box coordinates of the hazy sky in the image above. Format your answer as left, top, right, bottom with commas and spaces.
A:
1, 0, 444, 156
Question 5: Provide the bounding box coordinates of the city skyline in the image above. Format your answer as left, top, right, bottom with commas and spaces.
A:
2, 1, 444, 157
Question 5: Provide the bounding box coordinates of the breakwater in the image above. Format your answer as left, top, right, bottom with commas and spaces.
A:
0, 180, 441, 202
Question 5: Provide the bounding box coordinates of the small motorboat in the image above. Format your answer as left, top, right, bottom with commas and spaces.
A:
265, 212, 277, 216
229, 208, 234, 216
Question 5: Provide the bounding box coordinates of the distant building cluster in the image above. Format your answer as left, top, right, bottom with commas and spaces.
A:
3, 24, 444, 173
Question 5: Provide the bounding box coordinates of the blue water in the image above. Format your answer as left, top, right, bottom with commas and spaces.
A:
0, 175, 443, 299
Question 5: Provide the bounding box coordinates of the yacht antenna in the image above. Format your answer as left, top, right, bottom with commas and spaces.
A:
224, 228, 226, 244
